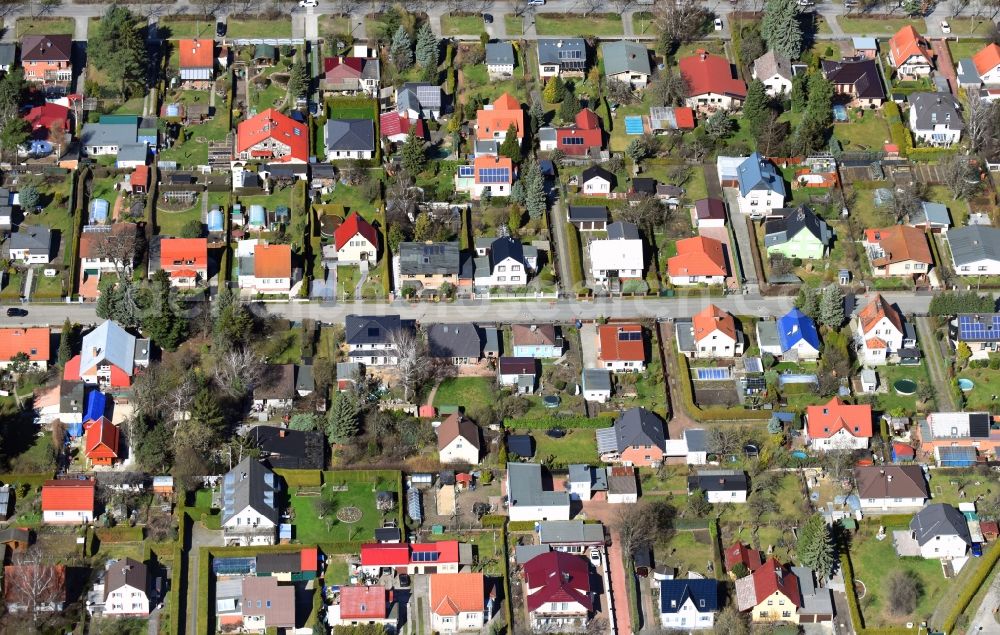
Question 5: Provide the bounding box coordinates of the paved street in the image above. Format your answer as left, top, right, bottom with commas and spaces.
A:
968, 569, 1000, 634
186, 523, 223, 635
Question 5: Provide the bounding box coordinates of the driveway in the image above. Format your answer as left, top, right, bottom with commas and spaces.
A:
967, 569, 1000, 633
930, 39, 958, 96
580, 323, 599, 369
186, 522, 224, 635
550, 194, 575, 294
581, 498, 634, 634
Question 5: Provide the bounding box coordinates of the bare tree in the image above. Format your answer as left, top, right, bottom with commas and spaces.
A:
941, 154, 982, 200
87, 223, 140, 280
966, 91, 999, 156
823, 449, 860, 483
213, 347, 264, 398
510, 0, 531, 17
580, 0, 604, 16
167, 375, 198, 432
888, 183, 926, 223
387, 327, 439, 403
653, 0, 710, 53
7, 549, 61, 619
618, 195, 673, 231
613, 499, 676, 558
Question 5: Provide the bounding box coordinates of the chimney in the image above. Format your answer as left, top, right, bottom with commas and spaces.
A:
887, 474, 893, 482
557, 40, 563, 48
279, 429, 286, 438
530, 324, 537, 332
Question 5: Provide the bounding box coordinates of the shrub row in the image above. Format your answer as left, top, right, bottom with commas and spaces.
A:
96, 526, 145, 543
942, 540, 1000, 633
508, 520, 537, 532
505, 414, 616, 430
274, 468, 323, 487
480, 514, 507, 528
563, 222, 585, 287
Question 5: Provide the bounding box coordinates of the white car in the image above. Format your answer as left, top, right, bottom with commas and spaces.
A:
590, 549, 602, 566
714, 18, 724, 31
941, 20, 951, 34
299, 0, 318, 6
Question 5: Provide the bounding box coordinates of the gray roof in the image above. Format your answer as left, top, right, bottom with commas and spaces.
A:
687, 469, 749, 493
484, 326, 500, 355
336, 361, 362, 382
427, 323, 483, 360
911, 200, 951, 228
0, 43, 16, 67
81, 121, 137, 148
537, 38, 586, 66
515, 544, 552, 564
295, 364, 314, 393
582, 368, 612, 393
221, 457, 280, 525
754, 50, 793, 82
60, 380, 85, 415
756, 319, 780, 350
610, 407, 666, 452
398, 82, 442, 110
674, 319, 696, 353
486, 41, 515, 66
909, 92, 964, 131
684, 428, 707, 452
910, 503, 972, 546
104, 558, 147, 597
345, 314, 403, 346
538, 520, 604, 545
601, 41, 651, 76
567, 464, 607, 491
607, 467, 638, 495
764, 205, 832, 248
957, 58, 981, 86
325, 119, 375, 151
607, 221, 640, 240
398, 241, 460, 276
949, 225, 1000, 265
538, 127, 556, 143
792, 566, 834, 616
475, 138, 502, 154
568, 205, 608, 223
506, 462, 570, 510
117, 143, 147, 163
10, 224, 51, 252
80, 320, 136, 377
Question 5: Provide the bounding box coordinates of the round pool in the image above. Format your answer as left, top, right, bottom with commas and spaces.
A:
958, 378, 975, 392
893, 379, 918, 396
791, 450, 808, 460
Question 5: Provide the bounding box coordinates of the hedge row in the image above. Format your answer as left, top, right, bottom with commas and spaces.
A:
0, 473, 52, 488
499, 525, 515, 632
508, 520, 537, 532
168, 511, 191, 635
96, 526, 145, 543
274, 468, 323, 487
883, 101, 913, 157
563, 222, 585, 287
840, 551, 914, 635
322, 469, 401, 485
942, 540, 1000, 633
481, 514, 507, 528
675, 354, 772, 422
505, 414, 616, 430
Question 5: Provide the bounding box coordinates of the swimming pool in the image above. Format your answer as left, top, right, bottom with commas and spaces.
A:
833, 105, 848, 122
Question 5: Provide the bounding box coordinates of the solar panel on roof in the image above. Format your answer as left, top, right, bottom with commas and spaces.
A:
479, 167, 510, 184
618, 330, 641, 341
458, 165, 474, 178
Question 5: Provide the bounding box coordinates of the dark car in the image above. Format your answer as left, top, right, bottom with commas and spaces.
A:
483, 13, 494, 23
397, 574, 411, 588
216, 21, 227, 37
6, 308, 27, 317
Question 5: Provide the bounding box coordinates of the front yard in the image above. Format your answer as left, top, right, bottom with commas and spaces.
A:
441, 13, 487, 37
534, 13, 623, 37
835, 16, 926, 34
226, 17, 292, 38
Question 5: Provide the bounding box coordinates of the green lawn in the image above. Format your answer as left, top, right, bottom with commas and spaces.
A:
441, 13, 487, 37
336, 264, 359, 299
433, 377, 496, 413
836, 16, 927, 34
290, 479, 397, 543
874, 363, 932, 414
257, 329, 302, 364
429, 532, 504, 575
832, 109, 890, 152
157, 198, 202, 237
945, 18, 994, 37
319, 15, 352, 41
515, 428, 598, 467
158, 100, 232, 167
227, 18, 292, 38
327, 97, 378, 120
505, 15, 524, 37
535, 13, 622, 37
158, 18, 216, 39
928, 468, 998, 505
16, 17, 74, 37
957, 365, 1000, 411
632, 12, 656, 37
675, 39, 725, 60
654, 530, 715, 578
314, 180, 381, 216
851, 521, 954, 626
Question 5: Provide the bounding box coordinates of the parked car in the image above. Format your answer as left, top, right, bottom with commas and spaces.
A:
483, 13, 494, 23
714, 18, 724, 30
972, 543, 983, 557
398, 574, 411, 587
216, 22, 227, 37
299, 0, 318, 6
590, 549, 602, 566
940, 20, 951, 33
5, 307, 27, 317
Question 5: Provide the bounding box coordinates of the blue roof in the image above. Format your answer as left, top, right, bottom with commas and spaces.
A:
83, 389, 106, 423
777, 307, 820, 352
659, 579, 719, 614
249, 205, 266, 225
737, 152, 786, 198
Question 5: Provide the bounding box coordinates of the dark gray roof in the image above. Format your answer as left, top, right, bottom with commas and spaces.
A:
255, 553, 302, 575
506, 462, 570, 509
490, 236, 526, 268
602, 41, 651, 76
59, 381, 85, 418
607, 221, 640, 240
791, 567, 835, 616
537, 38, 586, 66
821, 59, 886, 101
398, 241, 461, 276
685, 429, 707, 452
0, 44, 17, 67
345, 314, 403, 345
81, 121, 137, 148
910, 503, 972, 546
486, 41, 515, 66
949, 225, 1000, 265
611, 408, 666, 452
295, 364, 314, 393
10, 224, 51, 252
248, 426, 324, 470
695, 198, 726, 221
427, 323, 483, 359
399, 82, 442, 109
568, 205, 608, 222
325, 119, 375, 151
582, 368, 612, 392
221, 458, 280, 525
631, 177, 657, 195
537, 520, 604, 544
687, 470, 748, 493
764, 205, 832, 248
582, 165, 615, 186
104, 558, 147, 598
909, 92, 964, 131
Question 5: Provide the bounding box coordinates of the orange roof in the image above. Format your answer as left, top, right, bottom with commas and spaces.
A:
668, 236, 727, 277
858, 293, 904, 336
889, 26, 932, 68
866, 337, 887, 349
84, 417, 120, 460
429, 573, 485, 616
0, 327, 50, 363
476, 92, 524, 141
973, 43, 1000, 76
254, 243, 291, 279
474, 155, 513, 184
130, 165, 149, 188
679, 50, 747, 99
575, 108, 600, 130
864, 225, 933, 267
692, 304, 737, 342
236, 108, 309, 163
179, 39, 214, 69
806, 397, 873, 440
598, 323, 645, 362
673, 107, 696, 130
160, 238, 208, 272
41, 479, 96, 512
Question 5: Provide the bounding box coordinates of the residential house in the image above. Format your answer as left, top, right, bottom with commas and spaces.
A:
948, 225, 1000, 275
323, 119, 375, 160
379, 111, 426, 143
805, 397, 873, 451
220, 458, 281, 546
9, 224, 51, 263
475, 92, 524, 151
763, 205, 832, 260
249, 426, 324, 470
455, 155, 514, 200
952, 314, 1000, 360
437, 413, 481, 465
853, 464, 929, 510
536, 38, 586, 79
659, 579, 720, 630
736, 558, 833, 624
84, 417, 120, 466
694, 198, 727, 229
0, 327, 50, 370
512, 324, 563, 358
498, 357, 539, 394
473, 235, 528, 287
41, 479, 96, 524
235, 240, 292, 294
607, 466, 638, 504
0, 43, 16, 73
667, 235, 727, 286
909, 92, 963, 146
252, 364, 295, 411
595, 407, 666, 467
581, 369, 612, 403
4, 563, 66, 613
427, 323, 484, 365
486, 41, 516, 79
235, 108, 309, 164
523, 551, 592, 631
64, 320, 147, 389
910, 504, 973, 559
888, 25, 934, 78
735, 153, 787, 218
567, 205, 609, 231
24, 102, 70, 141
80, 115, 143, 158
864, 224, 933, 281
756, 308, 821, 360
506, 462, 570, 522
580, 165, 615, 196
589, 221, 644, 284
853, 36, 879, 59
919, 412, 1000, 463
21, 34, 72, 90
675, 304, 744, 359
321, 55, 380, 95
909, 200, 951, 233
790, 566, 835, 624
597, 323, 646, 372
857, 293, 913, 366
648, 106, 696, 133
230, 577, 296, 632
688, 470, 749, 503
159, 237, 208, 288
546, 108, 603, 156
566, 465, 608, 502
397, 241, 465, 295
821, 58, 886, 107
429, 573, 486, 633
345, 314, 407, 366
663, 429, 709, 465
328, 586, 396, 629
973, 42, 1000, 85
359, 541, 464, 576
104, 558, 150, 616
334, 212, 378, 263
178, 39, 214, 85
752, 50, 793, 96
602, 41, 651, 89
679, 50, 747, 110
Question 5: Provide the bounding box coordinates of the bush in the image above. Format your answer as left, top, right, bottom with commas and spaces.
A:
505, 415, 616, 430
942, 541, 1000, 633
480, 514, 506, 528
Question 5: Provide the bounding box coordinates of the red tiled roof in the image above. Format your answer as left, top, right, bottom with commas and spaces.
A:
725, 542, 764, 572
973, 43, 1000, 76
892, 442, 915, 458
360, 541, 461, 567
236, 108, 309, 163
679, 50, 747, 99
888, 25, 932, 68
300, 547, 318, 572
692, 304, 736, 343
160, 238, 208, 271
474, 155, 513, 184
23, 103, 69, 134
334, 212, 378, 251
324, 56, 364, 78
574, 108, 600, 130
864, 225, 933, 267
476, 92, 524, 141
806, 397, 873, 440
0, 327, 50, 363
109, 365, 132, 388
178, 39, 214, 69
673, 107, 696, 129
748, 557, 801, 608
130, 165, 149, 188
668, 235, 727, 277
254, 243, 292, 279
84, 417, 120, 460
597, 323, 644, 362
41, 479, 96, 512
858, 294, 904, 336
339, 586, 387, 620
523, 551, 592, 612
429, 573, 485, 616
379, 112, 426, 139
63, 354, 81, 381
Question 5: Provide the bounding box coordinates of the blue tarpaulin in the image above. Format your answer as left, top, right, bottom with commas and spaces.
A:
83, 390, 106, 423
